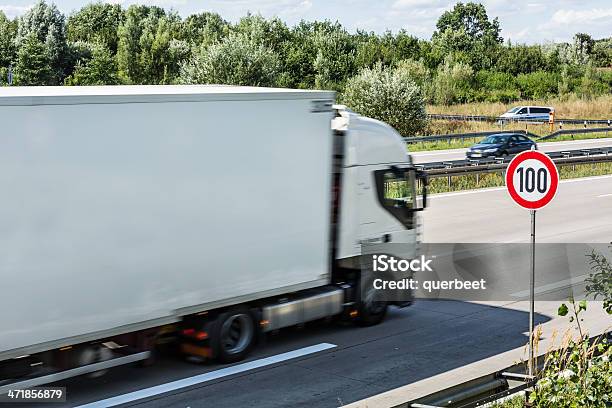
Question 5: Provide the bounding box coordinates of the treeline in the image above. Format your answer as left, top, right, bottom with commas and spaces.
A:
0, 0, 611, 108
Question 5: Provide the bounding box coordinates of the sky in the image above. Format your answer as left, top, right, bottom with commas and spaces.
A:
1, 0, 611, 44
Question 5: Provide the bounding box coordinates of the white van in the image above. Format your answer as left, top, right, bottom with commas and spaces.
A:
499, 106, 553, 121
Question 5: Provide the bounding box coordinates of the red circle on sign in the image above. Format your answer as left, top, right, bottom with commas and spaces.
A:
505, 150, 559, 210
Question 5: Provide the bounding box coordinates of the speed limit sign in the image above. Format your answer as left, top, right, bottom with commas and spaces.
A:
505, 150, 559, 210
505, 148, 559, 377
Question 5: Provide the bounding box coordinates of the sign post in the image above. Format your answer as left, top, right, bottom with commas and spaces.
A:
505, 148, 559, 376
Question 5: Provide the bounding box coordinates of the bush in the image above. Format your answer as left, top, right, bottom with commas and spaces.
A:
516, 71, 560, 99
395, 59, 432, 102
475, 70, 516, 90
579, 64, 609, 99
529, 299, 611, 407
341, 63, 427, 136
585, 246, 612, 314
432, 57, 474, 105
64, 42, 120, 85
179, 33, 279, 86
473, 71, 520, 102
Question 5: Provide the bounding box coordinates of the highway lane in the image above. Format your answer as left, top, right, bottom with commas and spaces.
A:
411, 137, 612, 164
27, 302, 590, 408
23, 175, 612, 408
423, 174, 612, 243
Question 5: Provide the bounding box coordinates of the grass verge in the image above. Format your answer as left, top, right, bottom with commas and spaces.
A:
488, 395, 524, 407
409, 126, 612, 152
426, 94, 612, 119
428, 162, 612, 195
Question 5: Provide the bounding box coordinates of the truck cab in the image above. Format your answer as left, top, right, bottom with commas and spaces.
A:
331, 106, 426, 316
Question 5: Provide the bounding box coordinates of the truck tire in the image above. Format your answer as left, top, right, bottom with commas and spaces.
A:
210, 307, 256, 363
357, 280, 388, 326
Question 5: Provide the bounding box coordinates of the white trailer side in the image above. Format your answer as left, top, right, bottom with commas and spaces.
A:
0, 86, 335, 359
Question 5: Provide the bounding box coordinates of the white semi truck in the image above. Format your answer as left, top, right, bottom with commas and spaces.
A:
0, 85, 426, 390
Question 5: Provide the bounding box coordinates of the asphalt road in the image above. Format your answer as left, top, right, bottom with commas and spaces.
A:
411, 137, 612, 164
423, 174, 612, 243
22, 175, 612, 408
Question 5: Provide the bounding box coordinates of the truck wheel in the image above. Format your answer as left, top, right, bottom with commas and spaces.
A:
75, 345, 114, 378
357, 282, 387, 326
210, 307, 256, 363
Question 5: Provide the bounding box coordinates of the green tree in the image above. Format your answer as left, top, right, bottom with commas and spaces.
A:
591, 38, 612, 68
432, 2, 502, 70
0, 11, 16, 64
179, 33, 279, 86
67, 2, 124, 54
233, 14, 293, 86
116, 5, 182, 84
394, 59, 432, 102
16, 0, 68, 84
15, 32, 53, 85
571, 33, 595, 65
354, 32, 386, 70
495, 44, 547, 75
64, 42, 120, 85
0, 11, 17, 84
516, 71, 560, 99
342, 63, 427, 136
139, 13, 184, 84
432, 57, 474, 105
180, 12, 228, 46
282, 21, 320, 88
312, 23, 356, 91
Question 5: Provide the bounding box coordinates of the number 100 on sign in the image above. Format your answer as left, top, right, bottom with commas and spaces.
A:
505, 150, 559, 210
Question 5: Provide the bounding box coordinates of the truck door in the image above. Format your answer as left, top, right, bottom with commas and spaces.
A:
357, 165, 424, 251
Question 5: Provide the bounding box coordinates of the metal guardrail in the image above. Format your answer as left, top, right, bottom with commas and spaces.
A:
405, 127, 612, 145
428, 113, 612, 126
414, 147, 612, 189
418, 147, 612, 172
404, 331, 611, 408
405, 130, 539, 144
538, 127, 612, 140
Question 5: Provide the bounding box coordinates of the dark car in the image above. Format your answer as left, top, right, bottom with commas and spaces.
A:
466, 133, 537, 158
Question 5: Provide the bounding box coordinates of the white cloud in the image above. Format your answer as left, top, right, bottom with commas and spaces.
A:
391, 0, 448, 10
0, 4, 32, 18
103, 0, 187, 7
203, 0, 313, 20
550, 8, 612, 25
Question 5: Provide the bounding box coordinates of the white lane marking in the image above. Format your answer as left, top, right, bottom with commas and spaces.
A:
510, 274, 588, 298
539, 138, 612, 147
560, 174, 612, 184
412, 149, 467, 157
598, 193, 612, 198
431, 186, 506, 198
75, 343, 337, 408
431, 174, 612, 199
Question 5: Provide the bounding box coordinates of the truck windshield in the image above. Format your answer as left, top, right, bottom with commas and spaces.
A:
382, 172, 413, 208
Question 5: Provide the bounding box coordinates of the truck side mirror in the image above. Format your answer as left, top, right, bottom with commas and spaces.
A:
414, 170, 428, 211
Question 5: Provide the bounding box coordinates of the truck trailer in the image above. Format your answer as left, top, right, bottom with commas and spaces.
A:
0, 85, 426, 390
